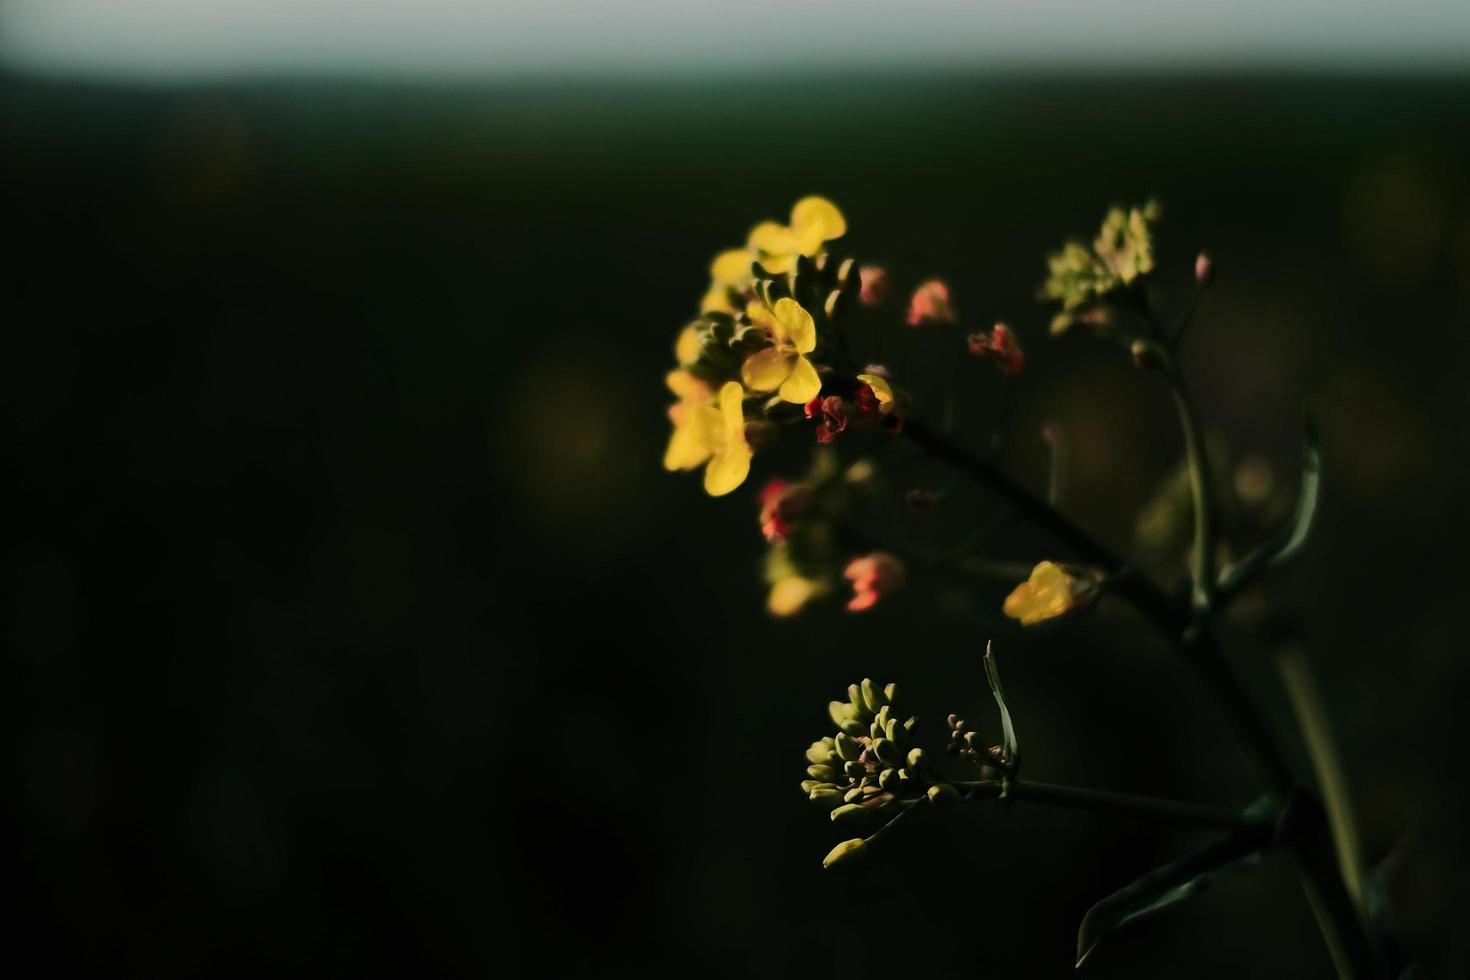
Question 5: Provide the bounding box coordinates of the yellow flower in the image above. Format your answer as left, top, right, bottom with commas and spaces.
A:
663, 373, 753, 496
674, 323, 702, 366
1002, 561, 1100, 625
701, 248, 755, 314
741, 297, 822, 404
747, 196, 847, 275
768, 575, 825, 617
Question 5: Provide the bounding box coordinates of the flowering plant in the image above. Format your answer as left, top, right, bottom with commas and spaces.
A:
664, 198, 1382, 976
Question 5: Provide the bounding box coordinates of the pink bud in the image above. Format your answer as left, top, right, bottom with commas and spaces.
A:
906, 279, 955, 327
843, 552, 906, 612
858, 265, 889, 306
1195, 251, 1214, 287
967, 323, 1024, 375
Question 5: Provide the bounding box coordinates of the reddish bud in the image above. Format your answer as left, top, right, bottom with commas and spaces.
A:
858, 265, 889, 306
843, 552, 906, 612
1195, 250, 1214, 287
906, 279, 955, 327
967, 322, 1025, 375
758, 479, 811, 542
810, 395, 849, 444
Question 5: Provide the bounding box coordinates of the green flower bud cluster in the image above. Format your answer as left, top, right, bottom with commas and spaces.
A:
1041, 200, 1160, 336
946, 713, 1008, 772
684, 310, 772, 383
801, 679, 923, 823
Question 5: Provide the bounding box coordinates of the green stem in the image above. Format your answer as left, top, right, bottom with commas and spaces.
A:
956, 778, 1267, 832
1279, 650, 1366, 915
1164, 366, 1218, 613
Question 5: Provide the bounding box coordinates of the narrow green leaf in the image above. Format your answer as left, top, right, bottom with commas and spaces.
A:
1075, 828, 1267, 968
983, 641, 1020, 774
1218, 409, 1322, 599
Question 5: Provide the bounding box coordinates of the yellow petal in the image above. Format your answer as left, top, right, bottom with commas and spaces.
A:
768, 576, 819, 617
710, 248, 753, 286
773, 297, 816, 353
705, 449, 750, 496
666, 369, 709, 402
778, 354, 822, 405
700, 283, 734, 314
790, 196, 847, 242
706, 382, 753, 495
718, 380, 747, 443
741, 347, 794, 393
675, 326, 702, 366
746, 303, 778, 333
759, 252, 798, 275
663, 404, 716, 471
1002, 561, 1080, 625
747, 221, 797, 255
856, 373, 893, 412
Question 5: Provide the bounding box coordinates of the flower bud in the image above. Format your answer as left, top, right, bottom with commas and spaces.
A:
906, 279, 955, 326
873, 738, 904, 767
844, 552, 906, 612
830, 803, 868, 824
1129, 340, 1167, 372
858, 265, 889, 306
1195, 250, 1214, 287
927, 783, 961, 806
861, 677, 886, 714
822, 837, 868, 869
834, 732, 862, 762
810, 786, 844, 807
967, 323, 1025, 375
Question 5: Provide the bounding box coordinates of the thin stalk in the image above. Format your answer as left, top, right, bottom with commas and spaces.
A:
956, 778, 1267, 832
1279, 649, 1366, 915
901, 419, 1189, 635
1165, 366, 1218, 613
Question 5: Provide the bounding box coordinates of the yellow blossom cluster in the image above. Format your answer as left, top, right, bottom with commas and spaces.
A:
662, 197, 849, 497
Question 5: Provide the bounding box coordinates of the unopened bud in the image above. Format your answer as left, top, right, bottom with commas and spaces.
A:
906, 279, 955, 327
858, 265, 889, 306
927, 783, 961, 806
1194, 251, 1214, 287
810, 787, 844, 807
873, 738, 904, 767
830, 803, 868, 824
1130, 340, 1167, 372
822, 837, 869, 869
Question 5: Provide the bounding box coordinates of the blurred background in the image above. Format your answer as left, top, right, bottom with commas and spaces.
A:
4, 2, 1469, 977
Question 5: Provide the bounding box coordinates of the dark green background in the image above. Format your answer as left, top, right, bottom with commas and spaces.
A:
4, 72, 1469, 977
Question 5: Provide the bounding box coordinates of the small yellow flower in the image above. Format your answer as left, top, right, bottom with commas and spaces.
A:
701, 248, 755, 314
741, 298, 822, 404
1002, 561, 1100, 625
663, 374, 753, 496
674, 323, 702, 366
747, 196, 847, 275
768, 575, 825, 617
